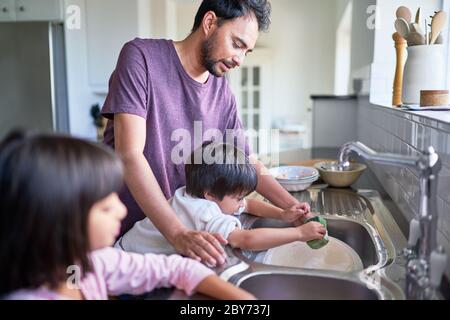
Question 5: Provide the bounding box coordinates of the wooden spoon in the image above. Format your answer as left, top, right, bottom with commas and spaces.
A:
395, 18, 410, 40
429, 32, 444, 44
408, 32, 426, 46
415, 7, 422, 24
396, 6, 412, 23
410, 22, 424, 35
430, 11, 447, 44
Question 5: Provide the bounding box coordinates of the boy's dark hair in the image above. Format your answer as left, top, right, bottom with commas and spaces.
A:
192, 0, 271, 32
185, 142, 257, 200
0, 130, 123, 296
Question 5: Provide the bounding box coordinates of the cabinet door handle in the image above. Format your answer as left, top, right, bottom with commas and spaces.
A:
19, 6, 25, 12
2, 7, 8, 13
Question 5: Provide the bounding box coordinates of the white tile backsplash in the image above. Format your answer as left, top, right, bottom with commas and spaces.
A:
437, 166, 450, 205
416, 124, 424, 151
358, 98, 450, 278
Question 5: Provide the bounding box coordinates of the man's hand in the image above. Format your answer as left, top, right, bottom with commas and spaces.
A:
280, 202, 311, 223
171, 229, 228, 267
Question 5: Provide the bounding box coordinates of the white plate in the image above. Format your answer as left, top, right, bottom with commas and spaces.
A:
263, 237, 364, 272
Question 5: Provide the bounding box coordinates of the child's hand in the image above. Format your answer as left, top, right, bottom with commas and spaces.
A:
296, 221, 326, 242
280, 202, 311, 223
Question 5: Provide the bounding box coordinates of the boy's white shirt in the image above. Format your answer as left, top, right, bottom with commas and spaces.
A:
117, 186, 245, 255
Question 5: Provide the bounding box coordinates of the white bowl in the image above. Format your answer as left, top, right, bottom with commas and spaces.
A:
270, 166, 319, 182
279, 176, 318, 184
278, 176, 319, 192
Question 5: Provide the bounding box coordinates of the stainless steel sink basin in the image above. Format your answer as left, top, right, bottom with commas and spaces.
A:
236, 216, 383, 271
230, 187, 400, 274
218, 188, 407, 300
236, 273, 379, 300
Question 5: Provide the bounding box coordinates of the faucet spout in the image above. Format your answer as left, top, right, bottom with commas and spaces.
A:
338, 141, 418, 170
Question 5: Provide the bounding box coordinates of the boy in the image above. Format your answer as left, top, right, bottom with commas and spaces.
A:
117, 142, 326, 255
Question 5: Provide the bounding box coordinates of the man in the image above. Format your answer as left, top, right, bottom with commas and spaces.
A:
101, 0, 311, 267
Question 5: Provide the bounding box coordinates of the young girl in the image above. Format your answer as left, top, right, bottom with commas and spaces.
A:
0, 131, 254, 300
118, 142, 326, 255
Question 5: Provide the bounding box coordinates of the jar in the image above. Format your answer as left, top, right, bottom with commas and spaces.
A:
402, 44, 447, 105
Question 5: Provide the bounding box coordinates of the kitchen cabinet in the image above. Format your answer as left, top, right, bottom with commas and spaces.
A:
0, 0, 63, 22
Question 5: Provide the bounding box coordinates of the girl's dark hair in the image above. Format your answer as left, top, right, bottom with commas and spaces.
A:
0, 130, 123, 296
185, 142, 257, 200
193, 0, 271, 32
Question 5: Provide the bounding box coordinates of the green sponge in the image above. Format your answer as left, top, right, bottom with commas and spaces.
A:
305, 216, 329, 249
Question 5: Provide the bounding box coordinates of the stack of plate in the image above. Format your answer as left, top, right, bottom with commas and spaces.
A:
269, 166, 319, 192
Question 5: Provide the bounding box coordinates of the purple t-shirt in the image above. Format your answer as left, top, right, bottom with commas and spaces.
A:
101, 38, 249, 234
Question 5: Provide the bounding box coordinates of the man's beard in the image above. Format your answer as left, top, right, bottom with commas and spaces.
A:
201, 34, 228, 77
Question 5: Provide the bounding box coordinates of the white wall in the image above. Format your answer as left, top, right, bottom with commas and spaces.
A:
335, 0, 353, 94
175, 0, 338, 139
348, 0, 375, 94
176, 0, 199, 40
68, 0, 423, 139
151, 0, 177, 39
64, 0, 153, 140
351, 0, 375, 77
257, 0, 338, 131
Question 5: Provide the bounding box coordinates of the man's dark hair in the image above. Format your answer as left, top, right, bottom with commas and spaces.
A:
0, 130, 123, 296
185, 142, 258, 200
193, 0, 271, 32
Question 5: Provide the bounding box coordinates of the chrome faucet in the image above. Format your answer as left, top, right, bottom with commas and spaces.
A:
337, 141, 447, 300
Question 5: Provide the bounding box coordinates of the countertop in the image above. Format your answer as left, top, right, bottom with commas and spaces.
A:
374, 103, 450, 127
310, 94, 357, 101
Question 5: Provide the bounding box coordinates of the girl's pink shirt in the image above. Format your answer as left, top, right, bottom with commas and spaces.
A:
5, 247, 214, 300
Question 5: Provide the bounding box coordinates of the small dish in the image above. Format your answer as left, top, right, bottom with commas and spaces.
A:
314, 161, 366, 188
270, 166, 319, 192
269, 166, 319, 182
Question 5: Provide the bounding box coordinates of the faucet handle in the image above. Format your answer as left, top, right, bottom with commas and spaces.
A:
408, 218, 421, 247
430, 246, 447, 288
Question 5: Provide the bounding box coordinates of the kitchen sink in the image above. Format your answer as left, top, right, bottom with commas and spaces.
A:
235, 272, 379, 300
218, 187, 407, 300
236, 216, 382, 271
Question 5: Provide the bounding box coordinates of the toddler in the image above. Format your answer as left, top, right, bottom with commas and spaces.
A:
118, 142, 326, 255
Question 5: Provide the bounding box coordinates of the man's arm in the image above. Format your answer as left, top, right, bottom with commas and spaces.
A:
114, 113, 226, 266
245, 198, 283, 219
246, 198, 312, 224
249, 157, 311, 222
251, 156, 300, 209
